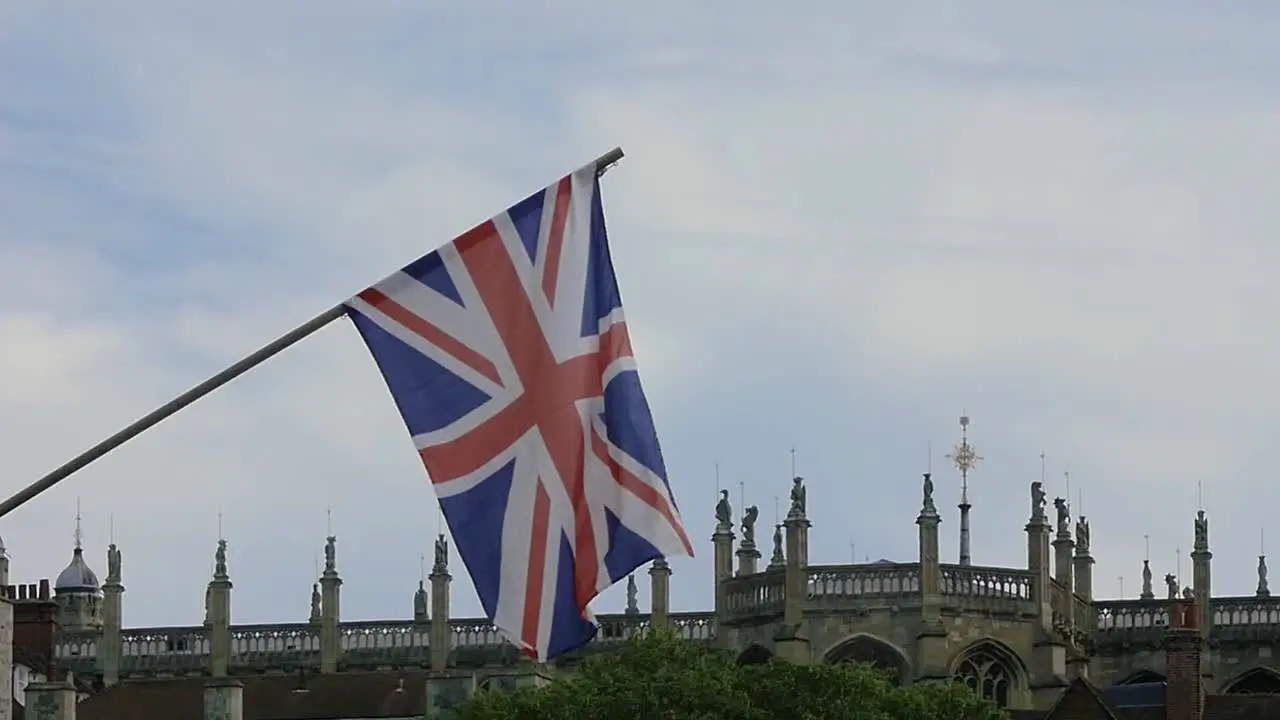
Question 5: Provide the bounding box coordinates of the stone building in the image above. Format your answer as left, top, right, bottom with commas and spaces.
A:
8, 456, 1280, 717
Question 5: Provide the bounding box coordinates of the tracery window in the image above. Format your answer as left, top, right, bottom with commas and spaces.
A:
953, 648, 1013, 708
1223, 668, 1280, 695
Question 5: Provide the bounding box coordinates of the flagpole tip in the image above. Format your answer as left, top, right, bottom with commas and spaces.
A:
595, 147, 625, 177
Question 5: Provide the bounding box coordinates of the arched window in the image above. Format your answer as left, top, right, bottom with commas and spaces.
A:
1223, 667, 1280, 695
823, 635, 909, 685
952, 645, 1017, 708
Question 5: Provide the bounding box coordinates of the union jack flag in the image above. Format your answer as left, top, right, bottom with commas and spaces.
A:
345, 160, 694, 660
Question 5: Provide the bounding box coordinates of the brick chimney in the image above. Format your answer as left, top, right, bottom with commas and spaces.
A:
1165, 599, 1204, 720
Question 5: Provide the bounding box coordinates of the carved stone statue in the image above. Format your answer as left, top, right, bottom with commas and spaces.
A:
107, 543, 121, 581
1053, 497, 1070, 535
312, 583, 323, 623
324, 536, 337, 573
1259, 555, 1270, 598
1165, 573, 1178, 600
789, 476, 806, 517
921, 473, 936, 513
715, 490, 732, 528
770, 524, 785, 567
433, 534, 449, 572
1182, 586, 1194, 600
214, 539, 228, 578
741, 505, 759, 545
1030, 482, 1046, 522
1194, 510, 1209, 549
1141, 559, 1154, 599
1075, 516, 1090, 554
412, 581, 427, 620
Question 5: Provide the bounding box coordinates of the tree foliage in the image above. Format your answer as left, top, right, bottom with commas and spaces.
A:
453, 630, 1008, 720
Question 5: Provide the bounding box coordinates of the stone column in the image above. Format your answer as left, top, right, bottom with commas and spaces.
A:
1191, 510, 1212, 641
207, 540, 233, 678
712, 520, 734, 650
736, 536, 760, 577
1026, 484, 1052, 621
915, 474, 947, 679
649, 558, 671, 627
320, 536, 342, 674
773, 511, 812, 664
23, 680, 74, 720
99, 543, 124, 687
203, 678, 244, 720
429, 534, 452, 671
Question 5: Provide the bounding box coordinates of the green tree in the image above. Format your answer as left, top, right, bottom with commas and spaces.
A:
453, 630, 1008, 720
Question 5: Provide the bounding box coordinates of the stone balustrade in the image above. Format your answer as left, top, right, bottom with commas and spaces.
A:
940, 564, 1036, 615
53, 611, 716, 675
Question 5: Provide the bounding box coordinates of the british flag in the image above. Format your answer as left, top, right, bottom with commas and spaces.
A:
344, 160, 694, 660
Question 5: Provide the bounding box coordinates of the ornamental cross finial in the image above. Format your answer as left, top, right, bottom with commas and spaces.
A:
947, 415, 982, 499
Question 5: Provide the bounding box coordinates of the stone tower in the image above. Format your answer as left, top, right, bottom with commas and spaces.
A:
54, 510, 103, 633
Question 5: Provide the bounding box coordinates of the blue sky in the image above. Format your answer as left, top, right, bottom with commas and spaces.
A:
4, 2, 1280, 627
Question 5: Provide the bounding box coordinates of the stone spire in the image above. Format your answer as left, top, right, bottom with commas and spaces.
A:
947, 416, 981, 566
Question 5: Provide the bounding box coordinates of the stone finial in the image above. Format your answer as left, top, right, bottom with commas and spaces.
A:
214, 539, 229, 580
741, 505, 759, 546
1140, 559, 1154, 600
715, 490, 732, 530
323, 536, 338, 575
310, 584, 322, 623
625, 575, 639, 615
788, 477, 806, 518
920, 473, 936, 515
768, 524, 785, 568
1030, 481, 1047, 523
1053, 497, 1070, 536
1075, 516, 1090, 555
413, 581, 428, 622
432, 534, 449, 575
1258, 555, 1270, 598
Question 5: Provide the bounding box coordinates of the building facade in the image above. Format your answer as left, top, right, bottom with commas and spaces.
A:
9, 468, 1280, 718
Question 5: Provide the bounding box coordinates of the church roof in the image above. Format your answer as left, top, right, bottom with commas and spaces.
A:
54, 547, 100, 592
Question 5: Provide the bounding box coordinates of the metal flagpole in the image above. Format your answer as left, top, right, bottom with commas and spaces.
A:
0, 147, 626, 520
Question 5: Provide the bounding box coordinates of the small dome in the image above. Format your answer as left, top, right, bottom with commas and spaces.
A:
54, 548, 100, 592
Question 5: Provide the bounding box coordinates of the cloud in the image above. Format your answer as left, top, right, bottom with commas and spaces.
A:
3, 2, 1279, 631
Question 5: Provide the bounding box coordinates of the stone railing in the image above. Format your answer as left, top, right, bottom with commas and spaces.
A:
940, 565, 1035, 615
54, 611, 717, 675
724, 568, 785, 620
1092, 599, 1171, 646
806, 563, 921, 604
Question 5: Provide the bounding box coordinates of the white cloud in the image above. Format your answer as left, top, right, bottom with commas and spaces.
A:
2, 3, 1279, 631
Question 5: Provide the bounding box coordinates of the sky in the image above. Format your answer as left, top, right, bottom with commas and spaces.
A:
3, 2, 1280, 628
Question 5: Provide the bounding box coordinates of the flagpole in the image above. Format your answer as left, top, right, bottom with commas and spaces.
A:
0, 147, 626, 520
